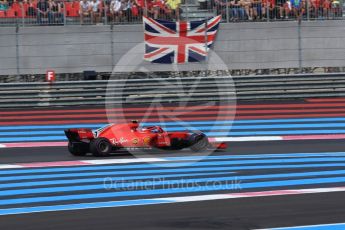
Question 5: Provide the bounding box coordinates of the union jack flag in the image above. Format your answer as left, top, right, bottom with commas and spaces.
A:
143, 15, 221, 64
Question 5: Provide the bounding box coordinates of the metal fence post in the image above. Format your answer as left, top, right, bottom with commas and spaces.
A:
297, 20, 302, 73
185, 0, 189, 21
63, 2, 67, 26
144, 0, 147, 16
225, 0, 229, 22
306, 0, 310, 20
104, 5, 107, 25
110, 24, 115, 67
21, 3, 25, 27
266, 0, 269, 22
15, 24, 20, 77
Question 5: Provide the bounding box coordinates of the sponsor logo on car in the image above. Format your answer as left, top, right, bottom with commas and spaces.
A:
110, 137, 128, 146
143, 137, 151, 145
132, 138, 139, 145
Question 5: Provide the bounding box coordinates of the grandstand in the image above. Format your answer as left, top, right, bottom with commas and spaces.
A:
0, 0, 343, 26
0, 0, 345, 81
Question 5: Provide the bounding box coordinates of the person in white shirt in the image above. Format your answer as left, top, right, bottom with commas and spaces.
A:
79, 0, 91, 24
90, 0, 101, 23
110, 0, 122, 22
121, 0, 131, 21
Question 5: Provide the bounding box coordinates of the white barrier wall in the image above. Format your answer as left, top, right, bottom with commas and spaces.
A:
0, 20, 345, 75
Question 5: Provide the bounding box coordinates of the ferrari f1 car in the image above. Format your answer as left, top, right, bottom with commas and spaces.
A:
65, 121, 226, 156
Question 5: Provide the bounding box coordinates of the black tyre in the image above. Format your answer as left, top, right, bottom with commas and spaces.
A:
189, 133, 209, 152
68, 142, 87, 156
90, 138, 112, 157
169, 138, 185, 150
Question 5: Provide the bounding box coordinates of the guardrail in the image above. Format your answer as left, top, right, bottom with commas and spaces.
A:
1, 73, 345, 108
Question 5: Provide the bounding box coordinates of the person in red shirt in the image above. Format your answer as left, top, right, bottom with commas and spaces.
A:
321, 0, 330, 18
135, 0, 147, 15
262, 0, 275, 19
310, 0, 320, 17
149, 0, 160, 19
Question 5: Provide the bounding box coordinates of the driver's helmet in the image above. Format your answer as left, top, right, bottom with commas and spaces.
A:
151, 127, 159, 133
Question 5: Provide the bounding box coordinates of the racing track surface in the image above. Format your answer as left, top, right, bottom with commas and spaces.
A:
1, 140, 345, 230
2, 99, 345, 229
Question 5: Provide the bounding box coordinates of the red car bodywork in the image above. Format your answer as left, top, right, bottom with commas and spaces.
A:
65, 121, 226, 156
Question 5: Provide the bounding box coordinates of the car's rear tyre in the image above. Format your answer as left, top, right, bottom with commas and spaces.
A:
189, 133, 209, 152
90, 138, 112, 157
68, 142, 88, 156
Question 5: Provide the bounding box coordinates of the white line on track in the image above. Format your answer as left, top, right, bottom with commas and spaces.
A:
81, 158, 167, 165
0, 158, 168, 169
2, 134, 345, 149
255, 222, 345, 230
216, 136, 283, 142
1, 186, 345, 216
0, 164, 24, 169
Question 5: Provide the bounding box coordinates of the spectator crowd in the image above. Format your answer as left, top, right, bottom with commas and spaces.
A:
0, 0, 182, 23
214, 0, 342, 21
0, 0, 343, 24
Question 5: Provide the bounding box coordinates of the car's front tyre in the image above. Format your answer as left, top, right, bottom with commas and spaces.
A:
189, 133, 209, 152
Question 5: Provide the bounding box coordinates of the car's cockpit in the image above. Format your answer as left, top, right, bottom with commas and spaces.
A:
140, 126, 163, 134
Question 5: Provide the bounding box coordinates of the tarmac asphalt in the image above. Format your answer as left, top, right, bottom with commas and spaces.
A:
1, 139, 345, 230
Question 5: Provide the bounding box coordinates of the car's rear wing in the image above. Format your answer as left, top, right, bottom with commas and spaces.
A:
64, 128, 95, 141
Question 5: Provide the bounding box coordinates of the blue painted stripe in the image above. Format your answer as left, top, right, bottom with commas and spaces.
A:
2, 175, 345, 206
2, 117, 345, 131
164, 123, 345, 131
5, 123, 345, 136
207, 130, 345, 136
2, 157, 345, 176
162, 152, 345, 161
0, 136, 67, 142
0, 124, 104, 131
268, 223, 345, 230
0, 152, 343, 170
0, 199, 173, 216
0, 171, 233, 189
4, 129, 345, 141
144, 117, 345, 125
0, 131, 65, 136
2, 169, 345, 197
1, 163, 345, 182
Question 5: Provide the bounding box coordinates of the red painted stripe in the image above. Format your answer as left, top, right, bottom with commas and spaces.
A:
0, 110, 235, 120
4, 102, 345, 116
282, 134, 345, 140
229, 190, 301, 197
238, 102, 345, 109
4, 142, 67, 148
3, 108, 345, 121
306, 98, 345, 102
0, 105, 234, 115
17, 161, 91, 167
237, 113, 345, 119
3, 112, 345, 126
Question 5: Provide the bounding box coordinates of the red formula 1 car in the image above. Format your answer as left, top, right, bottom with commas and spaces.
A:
65, 121, 226, 156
